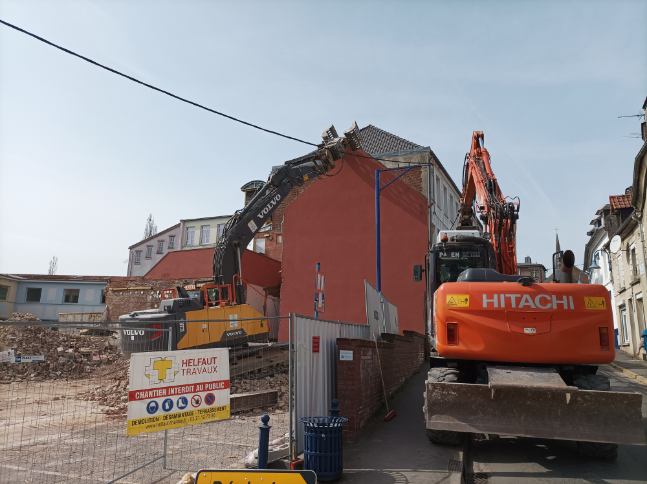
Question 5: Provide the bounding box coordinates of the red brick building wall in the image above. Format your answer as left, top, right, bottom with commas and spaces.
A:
257, 153, 426, 263
336, 331, 425, 439
279, 153, 428, 334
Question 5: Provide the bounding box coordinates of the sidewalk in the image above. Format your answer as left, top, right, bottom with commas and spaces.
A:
340, 368, 463, 483
611, 350, 647, 384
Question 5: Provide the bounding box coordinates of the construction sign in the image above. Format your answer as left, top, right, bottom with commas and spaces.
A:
127, 348, 230, 436
195, 470, 317, 484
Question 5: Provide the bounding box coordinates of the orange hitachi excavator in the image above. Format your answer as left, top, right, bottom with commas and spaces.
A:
424, 131, 645, 459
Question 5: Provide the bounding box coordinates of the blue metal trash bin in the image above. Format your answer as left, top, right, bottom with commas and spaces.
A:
641, 329, 647, 352
301, 416, 348, 481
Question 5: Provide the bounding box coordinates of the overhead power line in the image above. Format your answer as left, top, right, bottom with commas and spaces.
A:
0, 18, 318, 147
0, 18, 447, 168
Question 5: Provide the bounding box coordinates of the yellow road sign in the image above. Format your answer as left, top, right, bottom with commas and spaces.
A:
446, 294, 470, 308
195, 469, 317, 484
584, 297, 606, 310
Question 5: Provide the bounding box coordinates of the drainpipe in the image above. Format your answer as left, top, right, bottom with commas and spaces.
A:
426, 153, 436, 346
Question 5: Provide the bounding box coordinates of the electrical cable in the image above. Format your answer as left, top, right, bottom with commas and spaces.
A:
0, 18, 447, 167
0, 18, 318, 147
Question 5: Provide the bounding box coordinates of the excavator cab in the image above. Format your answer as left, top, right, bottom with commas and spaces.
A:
430, 232, 497, 292
201, 283, 234, 308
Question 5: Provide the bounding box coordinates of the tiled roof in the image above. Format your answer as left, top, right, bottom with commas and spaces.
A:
609, 194, 632, 210
358, 125, 423, 155
144, 248, 281, 288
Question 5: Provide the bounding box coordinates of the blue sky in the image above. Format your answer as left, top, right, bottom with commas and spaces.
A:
1, 0, 645, 275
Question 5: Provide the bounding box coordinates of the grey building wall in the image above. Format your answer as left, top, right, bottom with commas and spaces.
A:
13, 280, 107, 321
127, 224, 181, 277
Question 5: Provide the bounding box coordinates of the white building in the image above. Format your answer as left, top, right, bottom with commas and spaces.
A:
179, 215, 231, 250
127, 224, 181, 277
584, 204, 618, 333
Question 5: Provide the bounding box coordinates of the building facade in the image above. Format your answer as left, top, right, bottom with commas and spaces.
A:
279, 152, 430, 334
583, 204, 618, 332
127, 224, 181, 277
250, 124, 461, 261
0, 275, 108, 321
179, 215, 231, 250
517, 256, 546, 282
0, 275, 19, 319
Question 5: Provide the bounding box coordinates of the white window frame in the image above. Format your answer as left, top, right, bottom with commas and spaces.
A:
620, 306, 630, 344
443, 185, 448, 217
157, 240, 164, 254
0, 285, 8, 301
168, 235, 176, 249
145, 245, 153, 259
200, 225, 210, 245
134, 250, 142, 265
216, 223, 226, 239
186, 227, 196, 246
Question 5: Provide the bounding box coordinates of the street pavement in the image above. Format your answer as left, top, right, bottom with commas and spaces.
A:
469, 364, 647, 483
342, 368, 462, 483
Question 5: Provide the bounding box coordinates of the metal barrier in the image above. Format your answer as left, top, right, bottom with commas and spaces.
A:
0, 317, 291, 483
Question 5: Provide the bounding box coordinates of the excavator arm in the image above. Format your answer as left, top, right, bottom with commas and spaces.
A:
213, 124, 361, 300
459, 131, 519, 274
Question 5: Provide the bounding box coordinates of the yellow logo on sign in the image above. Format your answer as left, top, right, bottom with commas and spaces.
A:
195, 470, 317, 484
144, 356, 178, 384
446, 294, 470, 308
584, 297, 606, 310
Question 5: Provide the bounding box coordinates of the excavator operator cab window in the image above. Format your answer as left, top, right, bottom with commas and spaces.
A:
436, 246, 489, 285
206, 287, 220, 306
205, 285, 231, 307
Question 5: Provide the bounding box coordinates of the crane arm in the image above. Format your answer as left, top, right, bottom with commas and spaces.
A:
458, 131, 519, 274
213, 124, 361, 295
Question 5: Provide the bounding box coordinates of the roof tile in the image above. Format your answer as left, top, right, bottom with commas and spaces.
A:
609, 194, 632, 210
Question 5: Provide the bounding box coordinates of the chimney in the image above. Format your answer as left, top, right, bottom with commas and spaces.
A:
524, 256, 532, 264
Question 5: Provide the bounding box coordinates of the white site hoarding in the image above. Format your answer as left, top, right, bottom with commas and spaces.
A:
127, 348, 230, 436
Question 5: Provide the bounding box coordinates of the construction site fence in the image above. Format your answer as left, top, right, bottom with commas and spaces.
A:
0, 317, 291, 483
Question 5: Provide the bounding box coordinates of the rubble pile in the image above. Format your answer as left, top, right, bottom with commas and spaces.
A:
9, 312, 40, 321
79, 359, 129, 416
0, 325, 122, 382
231, 363, 289, 412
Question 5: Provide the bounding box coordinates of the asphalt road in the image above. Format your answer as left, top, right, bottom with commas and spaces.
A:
468, 365, 647, 483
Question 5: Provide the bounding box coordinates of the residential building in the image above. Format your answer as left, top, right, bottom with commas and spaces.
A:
583, 203, 618, 331
0, 275, 19, 319
610, 98, 647, 357
179, 215, 231, 250
0, 274, 108, 321
127, 223, 181, 277
517, 256, 546, 282
279, 151, 430, 335
250, 124, 461, 261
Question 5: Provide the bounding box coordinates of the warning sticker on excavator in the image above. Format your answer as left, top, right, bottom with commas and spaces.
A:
446, 294, 470, 308
196, 470, 317, 484
584, 297, 606, 310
